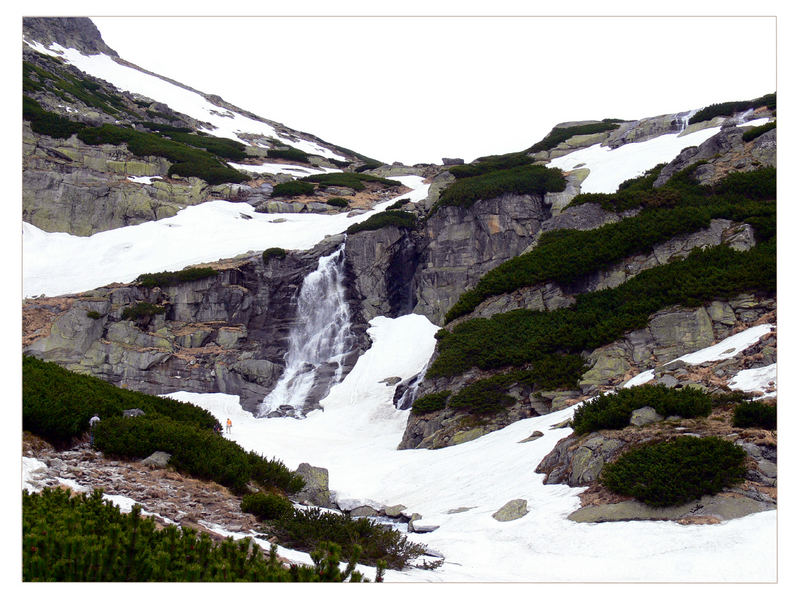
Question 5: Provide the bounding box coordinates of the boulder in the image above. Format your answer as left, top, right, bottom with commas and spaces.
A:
441, 158, 464, 165
141, 451, 171, 468
292, 463, 333, 508
384, 504, 407, 518
492, 499, 529, 522
122, 408, 145, 418
630, 406, 664, 426
518, 430, 544, 443
350, 506, 379, 518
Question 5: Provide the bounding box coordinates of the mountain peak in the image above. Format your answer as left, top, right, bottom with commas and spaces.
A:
23, 17, 118, 57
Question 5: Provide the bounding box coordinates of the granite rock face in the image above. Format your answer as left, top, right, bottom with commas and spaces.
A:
23, 237, 370, 415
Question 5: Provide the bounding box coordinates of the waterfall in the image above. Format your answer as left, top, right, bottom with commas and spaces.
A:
675, 109, 698, 132
258, 244, 353, 417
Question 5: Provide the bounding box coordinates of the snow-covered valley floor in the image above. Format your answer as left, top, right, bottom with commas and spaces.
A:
156, 316, 776, 583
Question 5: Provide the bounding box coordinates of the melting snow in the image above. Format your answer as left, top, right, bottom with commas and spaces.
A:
227, 162, 342, 176
729, 364, 777, 399
127, 175, 161, 184
165, 315, 776, 582
35, 42, 346, 161
548, 126, 722, 193
22, 176, 428, 298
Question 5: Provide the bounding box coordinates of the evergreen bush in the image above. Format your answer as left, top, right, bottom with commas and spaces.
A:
732, 401, 777, 429
346, 211, 417, 234
272, 181, 314, 197
93, 415, 304, 495
570, 385, 713, 435
23, 488, 368, 581
271, 507, 426, 570
241, 492, 294, 520
262, 247, 287, 262
23, 95, 85, 139
22, 356, 216, 444
688, 93, 776, 125
266, 148, 310, 163
741, 121, 776, 143
301, 172, 402, 191
136, 267, 217, 288
121, 302, 167, 320
528, 120, 622, 153
387, 198, 410, 210
433, 164, 566, 213
86, 311, 103, 320
411, 391, 451, 415
326, 197, 350, 208
448, 152, 533, 178
600, 436, 747, 506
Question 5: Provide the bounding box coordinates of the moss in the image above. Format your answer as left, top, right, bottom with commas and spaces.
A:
121, 302, 167, 320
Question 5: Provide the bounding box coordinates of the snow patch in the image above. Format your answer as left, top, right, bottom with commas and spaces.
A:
729, 364, 777, 398
127, 175, 162, 184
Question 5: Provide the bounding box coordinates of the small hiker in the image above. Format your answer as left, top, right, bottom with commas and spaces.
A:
89, 414, 100, 447
225, 418, 232, 434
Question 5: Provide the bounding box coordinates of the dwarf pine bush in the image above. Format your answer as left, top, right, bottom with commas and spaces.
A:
732, 401, 777, 429
600, 436, 747, 506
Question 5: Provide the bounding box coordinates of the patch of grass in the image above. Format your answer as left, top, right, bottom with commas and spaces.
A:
600, 436, 747, 506
732, 401, 776, 429
528, 120, 623, 153
262, 247, 287, 262
86, 311, 103, 320
570, 385, 713, 435
23, 488, 366, 581
346, 211, 417, 234
429, 239, 776, 379
120, 302, 167, 320
689, 93, 776, 125
272, 181, 314, 197
433, 164, 566, 213
136, 267, 217, 288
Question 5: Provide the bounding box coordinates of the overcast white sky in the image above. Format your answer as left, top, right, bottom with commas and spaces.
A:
86, 14, 776, 165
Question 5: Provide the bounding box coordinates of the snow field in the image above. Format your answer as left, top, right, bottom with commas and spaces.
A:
22, 175, 428, 298
25, 41, 347, 161
166, 316, 776, 582
227, 162, 342, 176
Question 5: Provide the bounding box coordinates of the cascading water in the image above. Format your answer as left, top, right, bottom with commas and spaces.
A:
675, 109, 698, 132
258, 244, 353, 417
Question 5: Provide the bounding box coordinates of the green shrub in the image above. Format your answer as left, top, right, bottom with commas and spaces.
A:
445, 167, 777, 322
387, 198, 410, 210
448, 152, 533, 178
411, 391, 451, 415
689, 93, 776, 125
528, 120, 622, 153
272, 180, 315, 197
326, 197, 349, 208
86, 310, 103, 320
22, 356, 216, 444
23, 95, 85, 139
266, 148, 310, 163
600, 436, 747, 506
429, 240, 775, 379
741, 120, 776, 143
77, 124, 248, 185
732, 401, 776, 429
262, 247, 287, 262
23, 488, 368, 581
94, 414, 304, 495
136, 267, 217, 288
301, 172, 402, 191
448, 378, 516, 415
346, 211, 417, 234
241, 493, 294, 520
433, 164, 566, 213
570, 385, 713, 435
121, 302, 167, 320
272, 507, 426, 570
164, 131, 247, 161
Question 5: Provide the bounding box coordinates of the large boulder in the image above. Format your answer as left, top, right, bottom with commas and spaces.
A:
292, 463, 333, 508
492, 499, 529, 522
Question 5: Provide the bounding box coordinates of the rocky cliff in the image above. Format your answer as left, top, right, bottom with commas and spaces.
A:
23, 237, 370, 415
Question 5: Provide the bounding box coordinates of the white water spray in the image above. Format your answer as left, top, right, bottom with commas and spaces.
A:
258, 244, 353, 416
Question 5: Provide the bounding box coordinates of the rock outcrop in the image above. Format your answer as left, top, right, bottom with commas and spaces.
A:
23, 236, 370, 415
